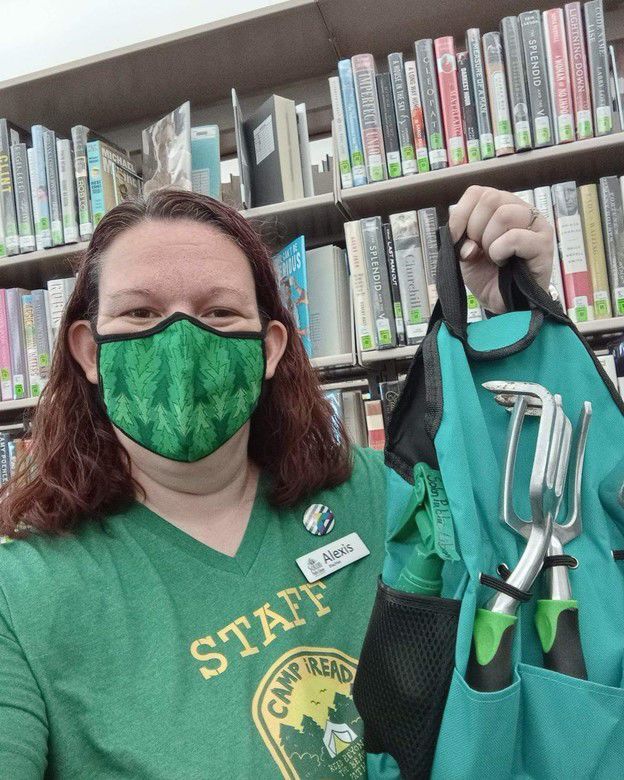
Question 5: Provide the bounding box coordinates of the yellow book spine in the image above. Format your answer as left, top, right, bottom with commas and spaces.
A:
578, 184, 613, 319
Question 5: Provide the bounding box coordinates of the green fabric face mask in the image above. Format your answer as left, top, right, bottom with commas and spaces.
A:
95, 313, 266, 462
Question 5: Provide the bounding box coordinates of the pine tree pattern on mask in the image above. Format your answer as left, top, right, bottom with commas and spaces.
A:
97, 319, 265, 461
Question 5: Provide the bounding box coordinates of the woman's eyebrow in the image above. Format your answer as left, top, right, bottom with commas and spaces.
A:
207, 286, 254, 304
107, 288, 154, 301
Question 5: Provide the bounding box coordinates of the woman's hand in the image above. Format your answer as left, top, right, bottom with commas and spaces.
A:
448, 185, 554, 314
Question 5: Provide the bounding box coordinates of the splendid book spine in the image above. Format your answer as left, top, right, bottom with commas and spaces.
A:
389, 210, 430, 342
598, 176, 624, 316
584, 0, 613, 135
0, 290, 12, 400
501, 16, 532, 151
415, 39, 448, 170
434, 36, 467, 166
376, 72, 402, 178
27, 148, 44, 251
417, 206, 440, 309
352, 53, 387, 182
382, 222, 406, 345
551, 181, 594, 322
21, 293, 43, 397
31, 289, 51, 387
456, 51, 481, 162
71, 125, 93, 240
404, 60, 431, 172
10, 144, 35, 253
337, 60, 367, 186
388, 53, 418, 175
86, 141, 106, 225
533, 185, 566, 305
466, 28, 495, 159
328, 76, 354, 189
56, 139, 79, 244
519, 11, 554, 148
43, 129, 64, 245
578, 183, 612, 318
565, 2, 594, 139
6, 288, 28, 399
344, 221, 376, 351
482, 32, 514, 156
31, 126, 52, 248
360, 216, 398, 348
0, 120, 19, 255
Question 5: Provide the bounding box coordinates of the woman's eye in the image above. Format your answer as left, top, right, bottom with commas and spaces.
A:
125, 309, 158, 319
206, 309, 236, 318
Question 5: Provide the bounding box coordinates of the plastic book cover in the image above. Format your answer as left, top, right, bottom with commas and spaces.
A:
142, 101, 192, 196
191, 125, 221, 200
519, 11, 554, 147
543, 8, 575, 143
466, 29, 495, 158
434, 36, 467, 165
337, 60, 367, 186
272, 236, 312, 356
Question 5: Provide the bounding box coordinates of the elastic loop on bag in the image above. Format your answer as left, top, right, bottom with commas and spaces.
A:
479, 572, 532, 603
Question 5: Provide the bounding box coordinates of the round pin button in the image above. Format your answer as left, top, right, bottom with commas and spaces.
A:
303, 504, 335, 536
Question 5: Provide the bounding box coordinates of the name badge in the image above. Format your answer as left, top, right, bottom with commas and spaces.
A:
296, 532, 370, 583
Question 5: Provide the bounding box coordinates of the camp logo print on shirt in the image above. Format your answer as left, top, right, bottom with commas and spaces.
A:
252, 647, 365, 779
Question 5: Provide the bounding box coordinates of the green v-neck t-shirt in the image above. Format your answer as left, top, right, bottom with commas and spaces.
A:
0, 445, 412, 779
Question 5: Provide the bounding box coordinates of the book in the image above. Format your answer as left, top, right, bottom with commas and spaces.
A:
32, 289, 51, 388
466, 289, 483, 322
87, 139, 138, 225
10, 144, 35, 253
0, 434, 10, 484
30, 126, 52, 248
376, 72, 402, 178
341, 390, 368, 447
417, 206, 440, 310
609, 45, 624, 132
611, 39, 624, 131
344, 220, 376, 352
364, 399, 385, 450
543, 8, 575, 144
142, 101, 192, 197
379, 379, 406, 431
388, 53, 417, 176
404, 60, 431, 172
329, 76, 354, 189
519, 11, 554, 148
0, 290, 12, 400
533, 185, 567, 305
0, 119, 22, 255
6, 288, 29, 399
584, 0, 613, 135
272, 236, 312, 356
564, 2, 594, 139
352, 53, 387, 182
71, 125, 93, 240
44, 289, 54, 356
360, 216, 398, 348
231, 88, 252, 209
381, 222, 406, 346
501, 16, 532, 151
21, 293, 43, 397
415, 39, 447, 170
456, 50, 482, 163
482, 32, 514, 156
466, 29, 495, 159
578, 183, 612, 318
295, 104, 315, 198
43, 128, 64, 245
306, 245, 352, 359
337, 59, 367, 186
112, 164, 142, 205
324, 389, 343, 443
190, 125, 221, 200
551, 181, 594, 322
46, 277, 75, 344
27, 148, 43, 251
434, 37, 467, 166
388, 211, 430, 342
598, 176, 624, 316
56, 139, 79, 244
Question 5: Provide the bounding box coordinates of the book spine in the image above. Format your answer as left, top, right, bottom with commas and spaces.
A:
0, 121, 19, 255
543, 8, 575, 144
417, 207, 440, 309
46, 278, 67, 344
388, 52, 418, 175
6, 289, 28, 399
337, 60, 367, 186
360, 216, 398, 348
376, 72, 402, 178
10, 144, 35, 253
27, 148, 44, 251
364, 399, 386, 451
351, 54, 387, 182
381, 222, 406, 345
100, 146, 123, 212
578, 183, 612, 318
31, 289, 51, 386
21, 293, 43, 397
404, 60, 431, 172
44, 289, 54, 356
294, 105, 314, 198
466, 28, 495, 158
415, 39, 448, 170
482, 32, 514, 155
584, 0, 613, 135
43, 129, 64, 245
598, 176, 624, 316
533, 185, 566, 305
434, 36, 467, 166
31, 126, 52, 248
466, 288, 483, 322
456, 50, 482, 162
389, 211, 430, 342
0, 290, 12, 400
71, 125, 93, 239
551, 181, 594, 322
86, 141, 106, 225
344, 221, 376, 351
609, 45, 624, 133
501, 16, 532, 150
56, 139, 79, 244
328, 76, 354, 189
0, 434, 10, 484
519, 11, 555, 148
565, 3, 594, 139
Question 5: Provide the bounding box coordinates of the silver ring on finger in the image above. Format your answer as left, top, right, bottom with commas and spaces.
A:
527, 206, 540, 230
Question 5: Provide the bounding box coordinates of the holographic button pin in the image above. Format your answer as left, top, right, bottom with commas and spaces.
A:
303, 504, 335, 536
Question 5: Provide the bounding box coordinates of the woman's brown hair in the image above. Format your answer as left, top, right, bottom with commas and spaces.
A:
0, 190, 352, 537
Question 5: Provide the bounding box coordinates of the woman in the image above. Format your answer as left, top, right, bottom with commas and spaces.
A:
0, 186, 552, 778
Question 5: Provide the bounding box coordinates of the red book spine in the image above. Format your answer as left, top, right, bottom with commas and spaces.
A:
365, 400, 386, 450
434, 36, 467, 166
564, 2, 594, 139
543, 8, 575, 143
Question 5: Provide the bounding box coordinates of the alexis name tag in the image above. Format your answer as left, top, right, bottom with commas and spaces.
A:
296, 532, 370, 583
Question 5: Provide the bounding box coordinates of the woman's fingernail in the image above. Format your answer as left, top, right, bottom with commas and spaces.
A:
460, 239, 477, 260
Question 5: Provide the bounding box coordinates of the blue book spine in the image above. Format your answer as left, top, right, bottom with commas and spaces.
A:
272, 236, 312, 356
31, 126, 52, 248
86, 141, 105, 226
191, 126, 221, 201
338, 60, 368, 187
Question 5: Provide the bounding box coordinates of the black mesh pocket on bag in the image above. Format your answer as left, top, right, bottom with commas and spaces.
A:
353, 578, 461, 779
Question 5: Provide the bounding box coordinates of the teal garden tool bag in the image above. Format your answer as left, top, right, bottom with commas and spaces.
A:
353, 225, 624, 779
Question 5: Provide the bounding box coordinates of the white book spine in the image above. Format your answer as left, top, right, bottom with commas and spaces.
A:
328, 77, 354, 189
344, 221, 376, 351
56, 139, 79, 244
295, 104, 315, 198
27, 148, 45, 252
534, 185, 568, 307
46, 279, 68, 343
